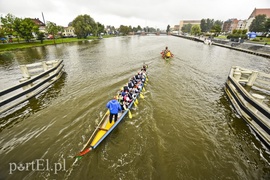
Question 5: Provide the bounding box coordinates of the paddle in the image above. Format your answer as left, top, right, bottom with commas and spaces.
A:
76, 147, 92, 158
123, 104, 132, 119
134, 100, 138, 107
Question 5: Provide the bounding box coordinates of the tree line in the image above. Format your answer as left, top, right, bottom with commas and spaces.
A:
181, 16, 270, 36
0, 13, 106, 43
0, 13, 163, 43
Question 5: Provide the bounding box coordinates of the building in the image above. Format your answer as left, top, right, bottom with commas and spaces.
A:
63, 26, 76, 37
222, 19, 239, 33
237, 20, 247, 30
245, 8, 270, 31
179, 20, 200, 33
31, 18, 46, 33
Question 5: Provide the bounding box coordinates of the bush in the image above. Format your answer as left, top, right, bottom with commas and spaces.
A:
227, 34, 247, 40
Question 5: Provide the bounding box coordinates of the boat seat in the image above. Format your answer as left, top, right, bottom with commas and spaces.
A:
98, 127, 109, 131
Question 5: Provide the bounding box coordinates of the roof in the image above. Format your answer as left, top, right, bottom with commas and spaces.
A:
31, 18, 45, 26
248, 8, 270, 19
181, 20, 201, 23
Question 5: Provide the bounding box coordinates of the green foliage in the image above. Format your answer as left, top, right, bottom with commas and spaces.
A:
17, 18, 39, 42
1, 14, 38, 42
227, 29, 247, 40
249, 14, 267, 32
119, 25, 131, 35
0, 13, 16, 35
12, 17, 22, 42
166, 25, 170, 34
191, 25, 201, 35
200, 19, 223, 33
148, 27, 157, 33
37, 32, 45, 43
210, 24, 221, 36
96, 22, 105, 36
232, 29, 238, 34
72, 14, 96, 38
265, 18, 270, 32
0, 28, 5, 38
200, 18, 214, 32
46, 21, 61, 44
181, 23, 192, 33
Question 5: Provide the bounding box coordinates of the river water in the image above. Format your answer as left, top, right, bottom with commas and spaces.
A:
0, 35, 270, 180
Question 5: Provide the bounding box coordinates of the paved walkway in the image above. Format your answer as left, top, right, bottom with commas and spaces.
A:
172, 35, 270, 58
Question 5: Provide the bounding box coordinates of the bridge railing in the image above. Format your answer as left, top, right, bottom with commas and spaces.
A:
0, 59, 64, 115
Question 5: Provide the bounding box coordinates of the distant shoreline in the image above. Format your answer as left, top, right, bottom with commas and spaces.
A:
0, 35, 114, 54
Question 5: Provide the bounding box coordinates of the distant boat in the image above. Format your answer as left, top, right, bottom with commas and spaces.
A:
225, 66, 270, 148
160, 50, 174, 60
204, 39, 212, 45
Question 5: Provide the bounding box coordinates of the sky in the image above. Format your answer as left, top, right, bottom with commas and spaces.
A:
0, 0, 269, 30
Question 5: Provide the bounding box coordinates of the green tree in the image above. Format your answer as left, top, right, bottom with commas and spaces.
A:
17, 18, 39, 42
0, 28, 4, 38
210, 24, 221, 36
96, 22, 105, 36
200, 18, 214, 32
232, 29, 238, 34
265, 18, 270, 32
214, 20, 223, 27
200, 19, 207, 32
201, 19, 222, 33
72, 14, 96, 38
119, 25, 130, 35
191, 25, 201, 35
166, 25, 170, 34
0, 13, 16, 36
132, 27, 137, 32
181, 23, 192, 33
137, 25, 142, 31
37, 32, 45, 43
249, 14, 267, 32
46, 21, 61, 44
12, 17, 22, 42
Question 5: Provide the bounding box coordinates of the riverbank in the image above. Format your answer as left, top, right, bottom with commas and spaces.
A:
172, 34, 270, 58
0, 35, 114, 53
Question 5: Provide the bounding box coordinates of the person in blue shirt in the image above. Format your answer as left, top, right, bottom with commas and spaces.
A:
106, 96, 122, 123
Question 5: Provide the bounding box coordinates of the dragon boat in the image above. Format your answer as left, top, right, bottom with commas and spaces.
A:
76, 64, 149, 158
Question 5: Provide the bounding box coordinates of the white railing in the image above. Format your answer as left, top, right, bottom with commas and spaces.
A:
0, 59, 64, 115
226, 66, 270, 146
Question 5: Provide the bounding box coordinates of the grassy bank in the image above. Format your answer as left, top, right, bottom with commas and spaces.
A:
0, 35, 114, 52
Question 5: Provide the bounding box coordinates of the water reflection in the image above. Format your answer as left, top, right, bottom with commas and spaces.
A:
0, 52, 16, 69
0, 72, 67, 131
